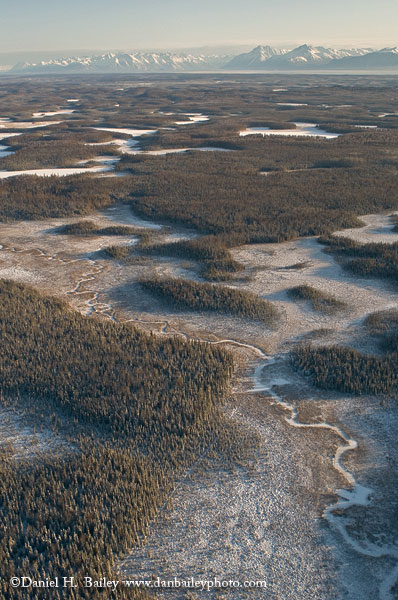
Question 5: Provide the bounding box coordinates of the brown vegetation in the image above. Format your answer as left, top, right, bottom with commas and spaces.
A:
287, 285, 346, 314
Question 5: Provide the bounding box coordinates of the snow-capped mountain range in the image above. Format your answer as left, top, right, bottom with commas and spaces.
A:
11, 51, 230, 73
226, 45, 373, 69
10, 45, 398, 74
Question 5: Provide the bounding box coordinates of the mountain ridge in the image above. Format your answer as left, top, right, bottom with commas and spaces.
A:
9, 44, 398, 74
11, 51, 231, 73
225, 44, 374, 69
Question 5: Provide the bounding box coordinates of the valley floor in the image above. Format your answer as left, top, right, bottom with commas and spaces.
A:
0, 208, 397, 599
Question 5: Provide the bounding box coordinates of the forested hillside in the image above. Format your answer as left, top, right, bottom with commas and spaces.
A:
0, 280, 234, 599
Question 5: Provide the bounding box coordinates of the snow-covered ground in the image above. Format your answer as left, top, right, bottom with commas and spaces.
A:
334, 212, 398, 244
116, 212, 398, 599
0, 407, 68, 462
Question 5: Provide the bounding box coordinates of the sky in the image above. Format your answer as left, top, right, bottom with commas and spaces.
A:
0, 0, 397, 54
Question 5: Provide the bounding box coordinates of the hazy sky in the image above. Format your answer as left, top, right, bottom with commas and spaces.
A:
0, 0, 396, 53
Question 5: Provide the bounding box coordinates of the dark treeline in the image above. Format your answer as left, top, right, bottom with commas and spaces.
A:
58, 220, 144, 237
320, 235, 398, 284
364, 308, 398, 333
104, 244, 132, 259
291, 344, 398, 397
287, 285, 346, 314
139, 277, 279, 325
292, 307, 398, 396
0, 280, 234, 599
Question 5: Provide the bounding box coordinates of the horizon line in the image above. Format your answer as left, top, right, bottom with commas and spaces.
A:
1, 42, 397, 56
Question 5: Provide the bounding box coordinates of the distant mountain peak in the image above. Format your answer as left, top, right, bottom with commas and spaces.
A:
225, 45, 285, 69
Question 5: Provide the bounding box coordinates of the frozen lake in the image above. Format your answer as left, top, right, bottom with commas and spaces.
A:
240, 122, 341, 139
0, 119, 63, 130
0, 156, 119, 179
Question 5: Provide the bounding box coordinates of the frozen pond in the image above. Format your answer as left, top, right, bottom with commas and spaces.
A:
0, 166, 112, 179
0, 120, 63, 130
127, 146, 232, 156
33, 109, 76, 118
0, 156, 119, 179
92, 126, 157, 137
91, 127, 230, 156
240, 122, 341, 139
91, 127, 157, 155
0, 132, 22, 158
0, 132, 21, 141
158, 112, 209, 125
0, 144, 14, 158
175, 113, 209, 125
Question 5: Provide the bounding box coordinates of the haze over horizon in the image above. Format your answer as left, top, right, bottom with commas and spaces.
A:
1, 0, 396, 55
